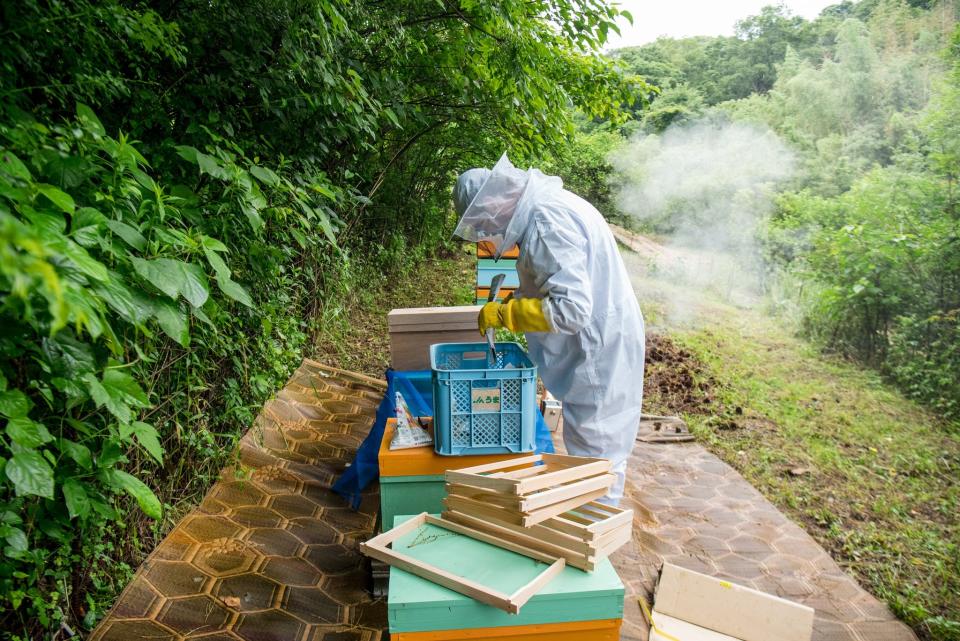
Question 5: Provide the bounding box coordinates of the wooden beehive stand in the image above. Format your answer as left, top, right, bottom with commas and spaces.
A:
443, 453, 633, 571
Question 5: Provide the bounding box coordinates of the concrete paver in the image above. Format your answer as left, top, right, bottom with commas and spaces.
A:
90, 359, 387, 641
613, 440, 917, 641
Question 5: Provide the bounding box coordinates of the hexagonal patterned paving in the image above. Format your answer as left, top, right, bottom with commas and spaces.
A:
609, 440, 918, 641
93, 356, 917, 641
90, 359, 387, 641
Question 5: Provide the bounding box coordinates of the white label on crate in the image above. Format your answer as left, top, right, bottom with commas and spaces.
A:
471, 388, 501, 412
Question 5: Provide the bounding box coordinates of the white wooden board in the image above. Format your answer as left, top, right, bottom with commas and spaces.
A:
653, 564, 814, 641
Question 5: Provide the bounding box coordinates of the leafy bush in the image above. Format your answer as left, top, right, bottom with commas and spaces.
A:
541, 123, 625, 217
0, 103, 342, 635
770, 163, 960, 421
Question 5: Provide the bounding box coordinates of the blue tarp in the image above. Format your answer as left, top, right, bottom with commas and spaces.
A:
332, 369, 555, 510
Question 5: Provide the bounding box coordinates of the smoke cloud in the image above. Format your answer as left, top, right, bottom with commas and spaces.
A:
609, 120, 795, 324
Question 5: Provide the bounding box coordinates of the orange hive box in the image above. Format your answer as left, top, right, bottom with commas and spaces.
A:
392, 618, 621, 640
478, 240, 520, 259
379, 419, 531, 477
475, 286, 517, 301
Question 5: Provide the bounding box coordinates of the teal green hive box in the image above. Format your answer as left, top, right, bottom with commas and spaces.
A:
388, 515, 625, 633
377, 419, 536, 532
380, 474, 445, 530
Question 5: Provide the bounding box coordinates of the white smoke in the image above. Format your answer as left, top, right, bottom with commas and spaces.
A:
609, 120, 795, 325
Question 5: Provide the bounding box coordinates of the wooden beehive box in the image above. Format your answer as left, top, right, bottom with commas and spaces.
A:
389, 306, 482, 370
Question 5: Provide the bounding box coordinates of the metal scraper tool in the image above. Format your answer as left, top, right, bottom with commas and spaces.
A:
485, 273, 506, 364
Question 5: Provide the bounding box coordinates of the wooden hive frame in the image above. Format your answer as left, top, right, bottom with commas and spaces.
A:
360, 512, 566, 614
445, 453, 615, 526
443, 500, 633, 571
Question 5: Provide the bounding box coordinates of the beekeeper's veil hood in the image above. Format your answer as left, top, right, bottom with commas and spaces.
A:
452, 153, 562, 259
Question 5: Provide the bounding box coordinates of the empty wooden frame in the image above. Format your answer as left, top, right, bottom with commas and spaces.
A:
443, 500, 634, 571
445, 453, 615, 526
359, 512, 566, 614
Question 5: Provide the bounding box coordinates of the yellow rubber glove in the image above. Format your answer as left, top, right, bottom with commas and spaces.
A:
478, 301, 503, 335
478, 298, 552, 334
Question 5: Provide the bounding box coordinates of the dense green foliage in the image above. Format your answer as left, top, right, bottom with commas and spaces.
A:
0, 2, 644, 638
741, 10, 960, 426
540, 120, 626, 218
611, 2, 960, 430
605, 3, 960, 636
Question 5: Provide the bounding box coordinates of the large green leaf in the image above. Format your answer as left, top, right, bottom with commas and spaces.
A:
71, 207, 106, 247
132, 257, 210, 308
76, 103, 106, 136
5, 417, 53, 449
83, 368, 150, 424
41, 334, 96, 379
96, 275, 154, 325
23, 209, 66, 235
201, 236, 228, 252
0, 149, 31, 181
239, 200, 264, 232
61, 438, 92, 470
120, 421, 164, 464
174, 145, 199, 164
202, 246, 254, 307
249, 165, 280, 186
203, 246, 231, 278
3, 526, 28, 557
152, 299, 190, 347
216, 277, 253, 307
53, 237, 109, 281
176, 144, 228, 179
45, 154, 92, 189
0, 390, 32, 418
5, 450, 55, 498
37, 183, 76, 214
105, 220, 147, 251
102, 469, 162, 519
62, 478, 91, 519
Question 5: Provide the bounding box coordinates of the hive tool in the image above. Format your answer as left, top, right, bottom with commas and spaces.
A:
485, 273, 506, 363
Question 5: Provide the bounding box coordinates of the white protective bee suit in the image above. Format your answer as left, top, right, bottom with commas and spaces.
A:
453, 154, 645, 504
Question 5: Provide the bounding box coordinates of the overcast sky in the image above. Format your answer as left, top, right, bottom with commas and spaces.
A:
604, 0, 839, 49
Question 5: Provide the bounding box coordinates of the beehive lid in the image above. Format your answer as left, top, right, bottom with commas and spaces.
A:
387, 515, 624, 633
388, 306, 482, 331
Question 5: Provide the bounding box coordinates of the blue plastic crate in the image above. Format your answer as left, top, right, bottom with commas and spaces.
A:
430, 342, 537, 456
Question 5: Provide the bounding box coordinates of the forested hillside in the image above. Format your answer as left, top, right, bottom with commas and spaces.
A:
0, 3, 646, 638
570, 5, 959, 637
558, 0, 960, 422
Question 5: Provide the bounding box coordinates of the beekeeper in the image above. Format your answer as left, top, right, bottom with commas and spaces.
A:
452, 153, 645, 505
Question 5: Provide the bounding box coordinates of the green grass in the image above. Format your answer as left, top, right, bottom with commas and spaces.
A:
312, 245, 476, 375
671, 312, 960, 641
